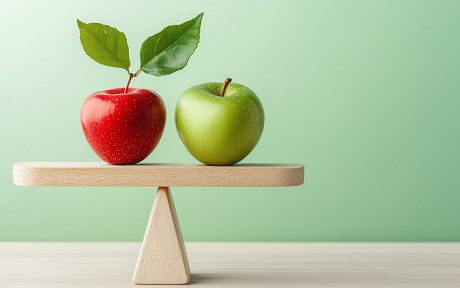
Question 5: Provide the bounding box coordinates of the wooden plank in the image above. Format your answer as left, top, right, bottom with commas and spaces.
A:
13, 162, 304, 187
1, 242, 460, 287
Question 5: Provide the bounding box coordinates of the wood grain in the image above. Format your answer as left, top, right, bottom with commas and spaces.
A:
1, 242, 459, 287
133, 187, 189, 284
13, 162, 304, 187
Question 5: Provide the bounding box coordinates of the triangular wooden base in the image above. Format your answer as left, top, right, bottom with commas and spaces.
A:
133, 187, 190, 284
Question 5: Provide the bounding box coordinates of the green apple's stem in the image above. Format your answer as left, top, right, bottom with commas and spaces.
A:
124, 72, 135, 93
220, 78, 232, 97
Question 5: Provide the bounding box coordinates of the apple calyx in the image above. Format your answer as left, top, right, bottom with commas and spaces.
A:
220, 78, 232, 96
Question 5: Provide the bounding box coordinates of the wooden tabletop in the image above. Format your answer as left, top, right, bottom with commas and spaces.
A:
0, 242, 459, 287
13, 162, 304, 187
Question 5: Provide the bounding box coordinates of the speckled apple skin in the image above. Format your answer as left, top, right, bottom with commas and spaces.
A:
81, 88, 166, 165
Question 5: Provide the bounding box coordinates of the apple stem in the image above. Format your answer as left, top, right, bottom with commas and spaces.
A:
220, 78, 232, 97
124, 72, 135, 93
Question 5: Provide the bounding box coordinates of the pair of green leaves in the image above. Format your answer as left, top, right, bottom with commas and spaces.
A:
77, 13, 203, 76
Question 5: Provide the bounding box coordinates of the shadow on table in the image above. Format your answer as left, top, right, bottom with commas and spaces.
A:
189, 271, 450, 287
190, 272, 310, 286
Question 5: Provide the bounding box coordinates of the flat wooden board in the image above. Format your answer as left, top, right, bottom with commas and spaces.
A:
1, 242, 460, 287
13, 162, 304, 187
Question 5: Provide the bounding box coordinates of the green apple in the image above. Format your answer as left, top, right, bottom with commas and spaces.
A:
175, 78, 264, 165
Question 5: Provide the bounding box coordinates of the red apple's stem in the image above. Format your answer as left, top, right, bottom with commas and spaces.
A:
220, 78, 232, 97
133, 69, 142, 77
124, 72, 135, 93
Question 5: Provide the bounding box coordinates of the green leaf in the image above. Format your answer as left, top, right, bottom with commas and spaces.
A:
139, 13, 204, 76
77, 20, 130, 70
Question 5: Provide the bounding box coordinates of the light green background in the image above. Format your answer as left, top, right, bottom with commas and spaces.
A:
1, 0, 459, 241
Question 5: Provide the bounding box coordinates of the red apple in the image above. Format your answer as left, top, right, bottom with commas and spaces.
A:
80, 87, 166, 165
